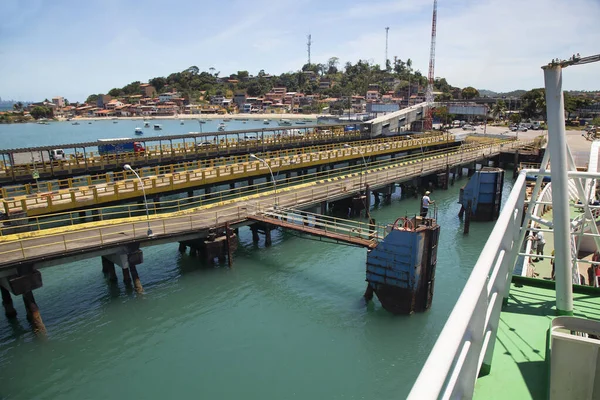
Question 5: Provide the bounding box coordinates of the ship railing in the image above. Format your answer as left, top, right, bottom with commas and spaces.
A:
408, 172, 527, 399
409, 170, 600, 399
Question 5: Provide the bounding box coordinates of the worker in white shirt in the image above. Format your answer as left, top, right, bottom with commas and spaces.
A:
421, 191, 434, 218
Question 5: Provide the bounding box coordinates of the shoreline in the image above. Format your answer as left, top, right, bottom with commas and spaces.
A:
62, 113, 332, 122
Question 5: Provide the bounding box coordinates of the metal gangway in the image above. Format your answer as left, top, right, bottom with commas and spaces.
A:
247, 206, 388, 249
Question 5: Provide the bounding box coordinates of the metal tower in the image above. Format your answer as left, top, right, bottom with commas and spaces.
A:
424, 0, 437, 130
307, 34, 312, 65
385, 27, 390, 69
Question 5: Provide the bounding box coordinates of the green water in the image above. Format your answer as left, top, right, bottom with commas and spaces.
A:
0, 174, 513, 399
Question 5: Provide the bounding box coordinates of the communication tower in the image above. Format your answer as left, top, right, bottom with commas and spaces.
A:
424, 0, 438, 130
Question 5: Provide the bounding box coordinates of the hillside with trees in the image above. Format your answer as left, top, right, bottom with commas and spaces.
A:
86, 57, 464, 106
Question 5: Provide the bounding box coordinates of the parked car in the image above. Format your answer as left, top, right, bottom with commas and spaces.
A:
462, 124, 476, 131
197, 141, 213, 148
510, 126, 518, 132
517, 126, 528, 132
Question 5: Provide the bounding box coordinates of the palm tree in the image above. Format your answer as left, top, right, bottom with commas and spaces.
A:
492, 100, 507, 121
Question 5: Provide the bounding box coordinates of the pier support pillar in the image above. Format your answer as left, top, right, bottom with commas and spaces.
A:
0, 287, 17, 319
264, 227, 272, 247
122, 268, 132, 286
23, 291, 46, 335
365, 184, 371, 218
101, 257, 118, 283
129, 265, 143, 294
178, 243, 187, 253
248, 178, 254, 186
320, 201, 328, 215
251, 226, 260, 244
230, 182, 236, 190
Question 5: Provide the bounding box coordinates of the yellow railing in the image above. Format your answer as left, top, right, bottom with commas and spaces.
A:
0, 139, 528, 264
0, 139, 529, 236
0, 126, 352, 179
0, 130, 449, 198
1, 133, 471, 216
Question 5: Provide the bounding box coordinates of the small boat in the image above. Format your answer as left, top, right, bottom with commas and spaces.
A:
263, 119, 270, 125
113, 121, 118, 124
223, 118, 231, 122
72, 122, 80, 125
88, 122, 92, 124
303, 118, 313, 122
37, 121, 49, 125
198, 119, 207, 124
154, 124, 162, 130
296, 121, 306, 125
135, 127, 143, 135
144, 121, 150, 128
278, 119, 292, 126
218, 123, 226, 132
180, 120, 185, 125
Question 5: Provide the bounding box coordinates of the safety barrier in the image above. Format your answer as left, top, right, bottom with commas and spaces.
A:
1, 134, 498, 216
0, 140, 526, 266
0, 138, 527, 226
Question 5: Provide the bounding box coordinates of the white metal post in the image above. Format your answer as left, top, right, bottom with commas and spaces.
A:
543, 65, 573, 315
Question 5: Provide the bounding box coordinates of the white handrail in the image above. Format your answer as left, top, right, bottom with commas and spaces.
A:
408, 172, 526, 399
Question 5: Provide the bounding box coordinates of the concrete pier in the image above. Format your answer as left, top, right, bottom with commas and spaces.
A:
23, 291, 46, 335
0, 287, 17, 319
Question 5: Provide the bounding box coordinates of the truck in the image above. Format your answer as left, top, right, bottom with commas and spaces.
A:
97, 139, 145, 155
10, 149, 65, 166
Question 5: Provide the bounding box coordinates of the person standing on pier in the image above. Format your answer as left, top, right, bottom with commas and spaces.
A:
421, 191, 434, 218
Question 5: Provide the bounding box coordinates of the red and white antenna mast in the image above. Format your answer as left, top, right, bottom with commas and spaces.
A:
424, 0, 437, 130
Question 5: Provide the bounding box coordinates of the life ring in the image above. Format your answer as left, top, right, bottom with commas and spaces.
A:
392, 216, 414, 231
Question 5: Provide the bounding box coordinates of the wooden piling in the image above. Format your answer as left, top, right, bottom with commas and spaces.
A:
1, 287, 17, 319
23, 291, 46, 335
464, 200, 472, 235
129, 265, 143, 294
122, 268, 132, 286
226, 223, 234, 268
178, 243, 187, 253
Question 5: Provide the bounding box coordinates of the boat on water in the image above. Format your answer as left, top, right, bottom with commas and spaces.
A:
180, 120, 184, 125
72, 122, 80, 125
112, 121, 118, 124
153, 124, 162, 130
263, 119, 270, 125
223, 118, 231, 122
144, 121, 150, 128
218, 123, 226, 131
295, 121, 306, 125
198, 119, 207, 124
408, 54, 600, 400
135, 127, 143, 135
278, 119, 292, 126
37, 121, 49, 125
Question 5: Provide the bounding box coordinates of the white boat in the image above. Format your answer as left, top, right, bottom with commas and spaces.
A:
153, 124, 162, 130
278, 119, 292, 126
218, 123, 226, 132
135, 127, 143, 135
263, 119, 270, 125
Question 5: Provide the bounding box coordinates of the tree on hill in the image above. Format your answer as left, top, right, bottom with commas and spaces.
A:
521, 89, 546, 119
30, 106, 53, 119
86, 94, 98, 104
492, 100, 507, 120
461, 87, 479, 99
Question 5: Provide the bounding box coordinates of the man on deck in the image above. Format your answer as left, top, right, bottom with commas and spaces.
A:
421, 191, 434, 218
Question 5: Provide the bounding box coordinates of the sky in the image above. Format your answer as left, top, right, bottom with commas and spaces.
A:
1, 0, 599, 102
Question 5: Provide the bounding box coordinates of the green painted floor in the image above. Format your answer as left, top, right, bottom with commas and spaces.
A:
474, 281, 600, 400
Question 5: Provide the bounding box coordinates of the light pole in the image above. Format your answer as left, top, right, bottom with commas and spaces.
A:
343, 143, 367, 194
250, 154, 277, 208
124, 164, 153, 237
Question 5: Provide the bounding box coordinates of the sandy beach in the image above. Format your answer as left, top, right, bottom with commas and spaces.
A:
65, 113, 332, 122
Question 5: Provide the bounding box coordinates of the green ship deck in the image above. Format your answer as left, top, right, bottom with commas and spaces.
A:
474, 278, 600, 399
